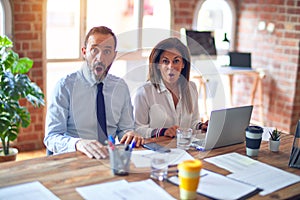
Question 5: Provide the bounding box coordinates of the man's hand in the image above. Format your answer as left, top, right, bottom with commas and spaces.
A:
75, 139, 108, 159
164, 125, 179, 138
119, 131, 144, 147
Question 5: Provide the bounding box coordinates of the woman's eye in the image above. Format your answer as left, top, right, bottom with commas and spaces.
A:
173, 59, 181, 64
162, 59, 170, 64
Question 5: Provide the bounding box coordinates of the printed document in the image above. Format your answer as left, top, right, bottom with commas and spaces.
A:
205, 152, 300, 195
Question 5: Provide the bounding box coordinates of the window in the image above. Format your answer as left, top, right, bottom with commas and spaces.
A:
46, 0, 171, 60
194, 0, 235, 55
46, 0, 171, 98
86, 0, 170, 51
46, 0, 82, 60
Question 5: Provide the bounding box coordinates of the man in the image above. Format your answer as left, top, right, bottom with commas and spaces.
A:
44, 26, 144, 159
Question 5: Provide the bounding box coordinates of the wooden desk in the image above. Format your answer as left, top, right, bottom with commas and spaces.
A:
0, 135, 299, 199
193, 67, 266, 124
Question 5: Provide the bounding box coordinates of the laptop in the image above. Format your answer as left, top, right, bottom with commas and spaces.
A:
228, 52, 252, 68
191, 105, 253, 151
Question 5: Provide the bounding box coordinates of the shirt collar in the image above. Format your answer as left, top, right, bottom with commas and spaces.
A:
156, 79, 181, 97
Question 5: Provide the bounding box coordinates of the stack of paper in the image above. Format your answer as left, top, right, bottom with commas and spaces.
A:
205, 152, 300, 195
76, 179, 175, 200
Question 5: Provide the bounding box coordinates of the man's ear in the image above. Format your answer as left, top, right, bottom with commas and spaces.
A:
81, 47, 86, 59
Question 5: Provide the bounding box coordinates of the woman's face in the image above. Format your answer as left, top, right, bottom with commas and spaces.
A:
158, 48, 184, 86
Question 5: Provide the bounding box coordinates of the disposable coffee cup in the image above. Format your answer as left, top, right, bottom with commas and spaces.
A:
245, 126, 264, 157
178, 159, 202, 200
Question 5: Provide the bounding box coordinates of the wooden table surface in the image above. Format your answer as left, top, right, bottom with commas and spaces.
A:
0, 134, 299, 199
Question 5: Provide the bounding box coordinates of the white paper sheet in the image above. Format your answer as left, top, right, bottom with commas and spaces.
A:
168, 169, 258, 200
76, 179, 176, 200
0, 181, 60, 200
205, 152, 300, 196
131, 148, 194, 168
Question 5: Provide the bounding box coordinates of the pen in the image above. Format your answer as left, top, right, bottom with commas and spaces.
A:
108, 135, 115, 145
129, 140, 136, 152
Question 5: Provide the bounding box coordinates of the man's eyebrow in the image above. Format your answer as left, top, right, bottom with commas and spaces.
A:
91, 44, 113, 49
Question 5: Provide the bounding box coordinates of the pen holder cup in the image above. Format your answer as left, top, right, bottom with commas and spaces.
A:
108, 145, 132, 176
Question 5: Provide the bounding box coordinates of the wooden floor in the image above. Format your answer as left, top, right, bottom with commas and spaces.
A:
16, 148, 47, 161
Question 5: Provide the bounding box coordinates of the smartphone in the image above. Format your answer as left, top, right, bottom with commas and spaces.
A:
142, 142, 171, 153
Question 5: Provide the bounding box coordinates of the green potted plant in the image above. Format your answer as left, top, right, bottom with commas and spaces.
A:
0, 35, 44, 162
269, 128, 281, 152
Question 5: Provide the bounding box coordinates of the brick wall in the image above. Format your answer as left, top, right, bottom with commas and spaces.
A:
233, 0, 300, 133
10, 0, 46, 151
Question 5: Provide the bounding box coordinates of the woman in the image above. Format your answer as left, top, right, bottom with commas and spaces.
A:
133, 37, 207, 138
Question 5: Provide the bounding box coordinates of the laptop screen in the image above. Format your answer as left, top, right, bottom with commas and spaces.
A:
229, 52, 252, 68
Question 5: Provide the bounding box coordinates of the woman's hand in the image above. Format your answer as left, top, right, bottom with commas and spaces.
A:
164, 125, 179, 138
119, 131, 145, 147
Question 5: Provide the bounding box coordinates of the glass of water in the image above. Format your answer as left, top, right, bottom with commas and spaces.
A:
176, 128, 193, 150
150, 153, 169, 181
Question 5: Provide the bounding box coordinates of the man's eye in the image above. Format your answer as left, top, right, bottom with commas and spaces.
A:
103, 49, 111, 55
91, 48, 99, 55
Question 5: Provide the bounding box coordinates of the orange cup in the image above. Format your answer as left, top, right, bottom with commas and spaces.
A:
178, 159, 202, 200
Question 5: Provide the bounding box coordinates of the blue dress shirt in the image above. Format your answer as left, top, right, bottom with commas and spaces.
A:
44, 62, 135, 154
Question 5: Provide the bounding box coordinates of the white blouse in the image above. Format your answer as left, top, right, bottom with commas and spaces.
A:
132, 81, 200, 138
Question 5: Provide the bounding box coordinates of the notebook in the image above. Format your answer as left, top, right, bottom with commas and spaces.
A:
228, 52, 252, 68
191, 105, 253, 151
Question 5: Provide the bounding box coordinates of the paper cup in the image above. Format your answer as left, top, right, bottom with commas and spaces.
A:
245, 126, 264, 157
178, 159, 202, 200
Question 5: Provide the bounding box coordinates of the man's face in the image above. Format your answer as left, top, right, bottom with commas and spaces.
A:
81, 33, 116, 81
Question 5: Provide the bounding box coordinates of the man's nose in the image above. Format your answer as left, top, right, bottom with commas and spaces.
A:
95, 50, 104, 60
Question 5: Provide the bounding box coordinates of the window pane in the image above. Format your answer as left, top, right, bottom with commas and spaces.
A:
142, 0, 171, 49
86, 0, 138, 52
86, 0, 171, 52
197, 0, 232, 52
46, 0, 81, 59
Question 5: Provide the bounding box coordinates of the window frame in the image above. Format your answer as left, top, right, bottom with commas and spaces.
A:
192, 0, 237, 53
0, 0, 12, 38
